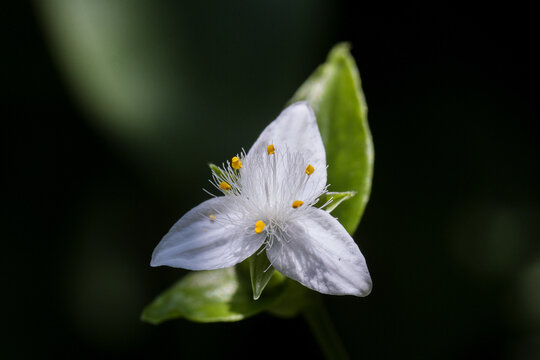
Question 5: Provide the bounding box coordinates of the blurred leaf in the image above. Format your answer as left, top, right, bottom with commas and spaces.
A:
141, 267, 286, 324
289, 42, 374, 234
316, 191, 357, 213
37, 1, 331, 195
267, 280, 312, 318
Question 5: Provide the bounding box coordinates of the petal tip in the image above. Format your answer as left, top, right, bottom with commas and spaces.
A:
352, 274, 373, 297
149, 254, 162, 267
286, 100, 315, 117
358, 284, 373, 298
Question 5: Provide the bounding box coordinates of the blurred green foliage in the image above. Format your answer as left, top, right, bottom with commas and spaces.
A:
37, 0, 334, 197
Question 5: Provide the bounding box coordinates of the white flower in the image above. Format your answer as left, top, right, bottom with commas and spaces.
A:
151, 102, 372, 296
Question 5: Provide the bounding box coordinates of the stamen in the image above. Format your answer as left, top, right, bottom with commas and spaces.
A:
267, 144, 275, 155
263, 263, 273, 272
305, 164, 315, 175
254, 220, 266, 234
209, 214, 217, 221
231, 156, 242, 170
219, 181, 232, 190
292, 200, 304, 208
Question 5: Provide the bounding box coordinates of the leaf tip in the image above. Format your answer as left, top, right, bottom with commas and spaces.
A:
140, 310, 160, 325
328, 42, 352, 59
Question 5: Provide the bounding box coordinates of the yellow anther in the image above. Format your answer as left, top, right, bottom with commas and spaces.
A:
219, 181, 231, 190
231, 156, 242, 170
267, 144, 275, 155
305, 164, 315, 175
209, 214, 217, 221
254, 220, 266, 234
292, 200, 304, 209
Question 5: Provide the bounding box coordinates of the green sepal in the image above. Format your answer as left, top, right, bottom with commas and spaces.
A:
248, 247, 286, 300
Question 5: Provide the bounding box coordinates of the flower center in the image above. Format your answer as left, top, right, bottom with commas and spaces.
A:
210, 144, 327, 240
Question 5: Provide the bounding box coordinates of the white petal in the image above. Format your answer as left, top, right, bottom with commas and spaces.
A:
267, 208, 372, 296
151, 197, 264, 270
248, 102, 327, 195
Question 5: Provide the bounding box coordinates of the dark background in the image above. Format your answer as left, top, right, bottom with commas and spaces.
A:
5, 1, 539, 359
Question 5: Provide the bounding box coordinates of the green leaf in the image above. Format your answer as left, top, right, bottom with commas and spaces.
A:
316, 191, 357, 213
289, 42, 374, 234
141, 267, 286, 324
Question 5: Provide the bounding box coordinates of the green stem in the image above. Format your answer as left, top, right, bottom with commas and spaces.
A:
302, 296, 350, 360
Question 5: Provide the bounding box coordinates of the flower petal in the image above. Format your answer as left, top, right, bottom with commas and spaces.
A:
151, 197, 265, 270
248, 102, 327, 195
266, 208, 372, 296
